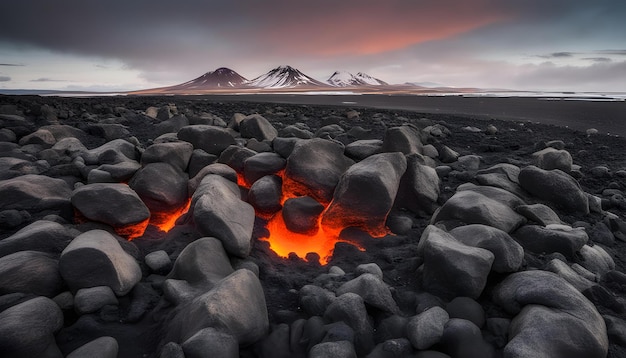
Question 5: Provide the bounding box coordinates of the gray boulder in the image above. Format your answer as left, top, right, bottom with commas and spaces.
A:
309, 341, 357, 358
456, 183, 526, 208
432, 190, 525, 233
0, 174, 71, 211
248, 175, 282, 215
74, 286, 119, 314
191, 175, 255, 258
243, 152, 286, 184
418, 225, 494, 299
166, 269, 269, 345
324, 293, 374, 355
513, 224, 588, 259
381, 125, 423, 155
88, 123, 130, 141
300, 284, 336, 316
532, 147, 573, 172
579, 244, 615, 276
0, 220, 76, 257
80, 139, 138, 165
129, 162, 188, 212
181, 328, 238, 358
167, 237, 234, 290
336, 273, 399, 314
66, 337, 118, 358
0, 297, 64, 358
284, 138, 354, 204
177, 125, 236, 155
322, 152, 407, 235
94, 161, 141, 183
519, 166, 589, 214
188, 163, 237, 194
0, 251, 63, 297
72, 183, 150, 235
239, 114, 278, 141
344, 139, 383, 161
145, 250, 172, 273
545, 259, 595, 291
217, 145, 257, 173
516, 203, 562, 226
282, 196, 325, 234
141, 141, 194, 172
406, 306, 449, 350
60, 230, 142, 295
395, 154, 440, 216
493, 270, 608, 358
19, 129, 56, 147
449, 224, 524, 273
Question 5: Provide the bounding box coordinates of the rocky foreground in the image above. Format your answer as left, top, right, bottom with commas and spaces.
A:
1, 95, 626, 358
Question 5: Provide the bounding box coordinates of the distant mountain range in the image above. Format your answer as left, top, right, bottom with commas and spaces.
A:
130, 65, 449, 94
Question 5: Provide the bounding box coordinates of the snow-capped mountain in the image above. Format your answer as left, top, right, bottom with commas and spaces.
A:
354, 72, 388, 86
248, 65, 327, 89
174, 67, 248, 89
327, 71, 388, 87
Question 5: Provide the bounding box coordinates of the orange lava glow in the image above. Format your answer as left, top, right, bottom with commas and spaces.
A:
260, 170, 387, 265
150, 199, 192, 233
237, 172, 250, 189
116, 219, 150, 240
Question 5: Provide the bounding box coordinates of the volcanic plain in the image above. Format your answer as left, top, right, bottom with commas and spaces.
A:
1, 94, 626, 358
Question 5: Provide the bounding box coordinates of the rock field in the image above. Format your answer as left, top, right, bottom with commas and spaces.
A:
1, 95, 626, 358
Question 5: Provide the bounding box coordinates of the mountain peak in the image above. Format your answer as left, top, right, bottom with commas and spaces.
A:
328, 71, 388, 87
249, 66, 326, 89
173, 67, 248, 89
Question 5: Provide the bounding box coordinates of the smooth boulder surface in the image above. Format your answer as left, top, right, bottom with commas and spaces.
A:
518, 166, 589, 214
177, 125, 236, 155
166, 269, 269, 345
513, 225, 588, 259
381, 125, 423, 155
0, 296, 64, 358
493, 270, 608, 358
395, 153, 441, 216
248, 175, 283, 215
0, 174, 72, 211
239, 114, 278, 141
141, 141, 193, 172
432, 190, 526, 233
72, 183, 150, 233
322, 152, 407, 235
191, 175, 255, 258
282, 196, 325, 234
0, 220, 76, 257
129, 162, 189, 212
188, 163, 237, 194
59, 229, 142, 295
0, 250, 63, 297
284, 138, 354, 204
336, 273, 399, 314
449, 224, 524, 273
406, 306, 449, 350
66, 336, 119, 358
532, 147, 573, 172
418, 225, 495, 299
167, 237, 234, 289
243, 152, 286, 184
181, 327, 239, 358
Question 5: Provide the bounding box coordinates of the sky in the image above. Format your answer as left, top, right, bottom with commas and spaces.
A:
0, 0, 625, 92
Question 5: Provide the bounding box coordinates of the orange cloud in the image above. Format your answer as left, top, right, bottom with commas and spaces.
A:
254, 0, 511, 56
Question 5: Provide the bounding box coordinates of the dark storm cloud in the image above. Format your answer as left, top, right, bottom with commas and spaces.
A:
0, 76, 11, 82
598, 50, 626, 56
0, 63, 25, 66
537, 52, 575, 59
30, 78, 67, 82
582, 57, 612, 63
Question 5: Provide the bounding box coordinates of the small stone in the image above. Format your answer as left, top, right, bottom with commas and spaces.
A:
145, 250, 172, 273
74, 286, 119, 314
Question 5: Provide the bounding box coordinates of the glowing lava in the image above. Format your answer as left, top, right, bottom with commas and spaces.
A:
150, 199, 192, 233
258, 170, 387, 265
